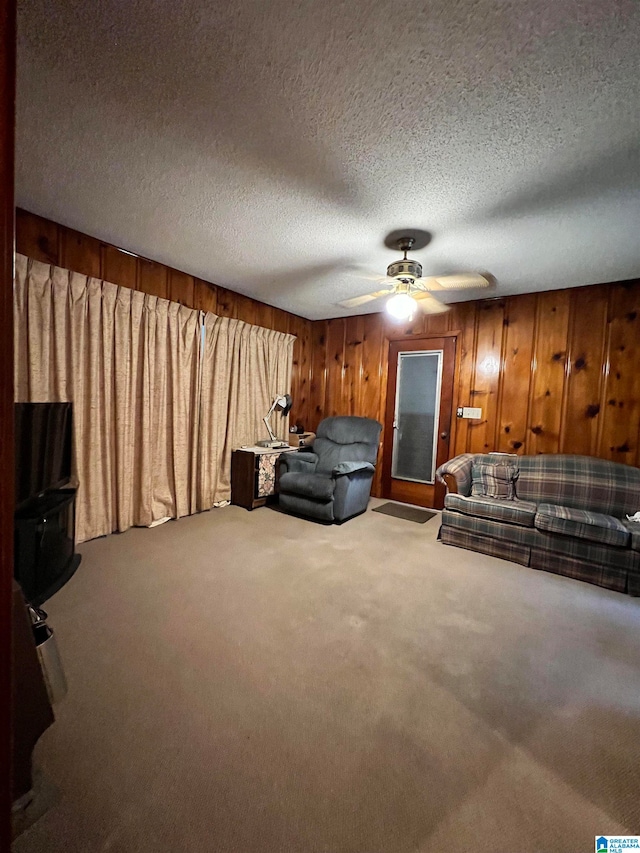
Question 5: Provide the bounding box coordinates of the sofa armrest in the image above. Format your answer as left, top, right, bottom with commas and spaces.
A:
435, 453, 476, 496
279, 451, 318, 475
441, 472, 459, 494
332, 460, 375, 477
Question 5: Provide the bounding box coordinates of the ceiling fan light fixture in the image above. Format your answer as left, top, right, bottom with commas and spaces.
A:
336, 232, 493, 314
386, 292, 417, 321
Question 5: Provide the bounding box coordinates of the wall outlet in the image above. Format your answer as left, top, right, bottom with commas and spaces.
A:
461, 407, 482, 419
456, 407, 463, 417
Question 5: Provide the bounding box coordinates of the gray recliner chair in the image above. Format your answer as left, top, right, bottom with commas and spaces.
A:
278, 416, 382, 523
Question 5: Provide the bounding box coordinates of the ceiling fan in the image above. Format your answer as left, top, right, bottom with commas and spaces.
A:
338, 234, 493, 320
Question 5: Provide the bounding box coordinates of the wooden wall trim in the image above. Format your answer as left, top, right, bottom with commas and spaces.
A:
385, 328, 461, 342
15, 209, 314, 431
1, 0, 15, 842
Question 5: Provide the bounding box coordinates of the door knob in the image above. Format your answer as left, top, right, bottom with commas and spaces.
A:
440, 431, 449, 440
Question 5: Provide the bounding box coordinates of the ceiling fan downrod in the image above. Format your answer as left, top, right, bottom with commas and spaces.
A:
386, 237, 423, 283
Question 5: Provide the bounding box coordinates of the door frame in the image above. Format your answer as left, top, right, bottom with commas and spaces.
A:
381, 331, 460, 509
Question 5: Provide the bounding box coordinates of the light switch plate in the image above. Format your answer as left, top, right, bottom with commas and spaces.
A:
462, 407, 482, 419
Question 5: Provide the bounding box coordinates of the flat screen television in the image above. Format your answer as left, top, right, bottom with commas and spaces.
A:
15, 402, 73, 508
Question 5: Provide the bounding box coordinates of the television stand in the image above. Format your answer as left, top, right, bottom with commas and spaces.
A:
15, 488, 81, 606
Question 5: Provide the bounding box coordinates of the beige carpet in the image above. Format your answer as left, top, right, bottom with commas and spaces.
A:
13, 499, 640, 853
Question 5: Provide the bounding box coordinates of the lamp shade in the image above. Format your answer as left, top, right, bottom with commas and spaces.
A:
278, 394, 293, 415
386, 292, 417, 321
257, 393, 294, 447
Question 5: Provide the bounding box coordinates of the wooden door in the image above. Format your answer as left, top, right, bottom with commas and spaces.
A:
382, 336, 456, 509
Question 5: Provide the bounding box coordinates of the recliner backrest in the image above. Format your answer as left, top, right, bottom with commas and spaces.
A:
313, 416, 382, 475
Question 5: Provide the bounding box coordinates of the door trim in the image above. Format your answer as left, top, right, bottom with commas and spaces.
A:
381, 334, 458, 508
386, 328, 461, 342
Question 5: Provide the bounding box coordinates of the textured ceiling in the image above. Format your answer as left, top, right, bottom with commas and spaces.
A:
16, 0, 640, 320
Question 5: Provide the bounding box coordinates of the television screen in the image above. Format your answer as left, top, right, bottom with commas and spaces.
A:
15, 402, 73, 507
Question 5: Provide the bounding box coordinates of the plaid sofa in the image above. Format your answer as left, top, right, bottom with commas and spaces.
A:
436, 453, 640, 595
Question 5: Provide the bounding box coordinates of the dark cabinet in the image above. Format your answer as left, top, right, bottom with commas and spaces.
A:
14, 488, 81, 606
231, 446, 297, 510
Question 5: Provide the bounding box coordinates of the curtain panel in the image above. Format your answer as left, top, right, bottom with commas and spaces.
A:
14, 254, 295, 542
198, 314, 294, 506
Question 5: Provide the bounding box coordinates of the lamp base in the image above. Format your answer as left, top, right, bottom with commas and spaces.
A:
256, 440, 289, 449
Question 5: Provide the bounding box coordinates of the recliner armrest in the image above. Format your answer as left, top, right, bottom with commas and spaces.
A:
332, 461, 375, 477
297, 444, 315, 453
279, 451, 319, 475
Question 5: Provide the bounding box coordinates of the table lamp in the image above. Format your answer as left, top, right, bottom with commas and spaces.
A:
257, 394, 293, 448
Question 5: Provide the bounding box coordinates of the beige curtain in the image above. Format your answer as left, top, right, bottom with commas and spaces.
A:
15, 254, 294, 542
14, 254, 202, 541
198, 314, 295, 506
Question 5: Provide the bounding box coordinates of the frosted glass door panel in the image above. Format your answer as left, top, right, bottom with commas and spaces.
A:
391, 351, 442, 484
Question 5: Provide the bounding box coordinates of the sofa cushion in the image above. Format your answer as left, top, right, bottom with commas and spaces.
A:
534, 503, 630, 548
279, 472, 335, 502
471, 461, 518, 499
445, 494, 537, 527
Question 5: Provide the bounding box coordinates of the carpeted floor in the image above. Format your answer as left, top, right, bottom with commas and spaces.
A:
13, 499, 640, 853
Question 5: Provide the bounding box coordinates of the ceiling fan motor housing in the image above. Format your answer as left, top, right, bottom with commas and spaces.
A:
386, 258, 423, 281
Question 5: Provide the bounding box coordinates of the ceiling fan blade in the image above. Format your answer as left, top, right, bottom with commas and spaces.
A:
421, 273, 491, 291
355, 272, 391, 283
338, 289, 392, 309
413, 292, 450, 314
345, 267, 396, 284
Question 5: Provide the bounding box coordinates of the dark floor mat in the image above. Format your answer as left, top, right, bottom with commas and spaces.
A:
372, 503, 437, 524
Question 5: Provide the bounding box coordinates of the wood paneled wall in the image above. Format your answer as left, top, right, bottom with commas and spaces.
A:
308, 282, 640, 497
15, 209, 313, 430
16, 209, 640, 502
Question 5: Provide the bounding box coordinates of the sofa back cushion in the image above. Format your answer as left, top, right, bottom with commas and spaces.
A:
515, 455, 640, 516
